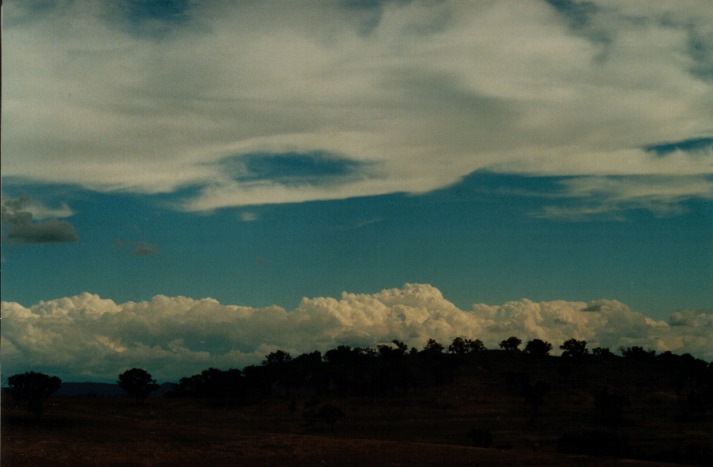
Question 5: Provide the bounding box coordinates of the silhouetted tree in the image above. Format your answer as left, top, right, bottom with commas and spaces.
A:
8, 371, 62, 418
262, 349, 292, 366
465, 338, 486, 353
323, 345, 378, 395
375, 341, 410, 393
621, 346, 656, 362
175, 368, 249, 406
417, 338, 454, 386
392, 339, 408, 354
291, 351, 326, 395
556, 341, 585, 382
448, 337, 468, 356
422, 338, 444, 355
592, 347, 615, 360
118, 368, 160, 404
560, 339, 588, 359
378, 340, 408, 360
262, 350, 294, 396
524, 339, 552, 357
449, 337, 486, 356
499, 336, 522, 351
242, 365, 271, 400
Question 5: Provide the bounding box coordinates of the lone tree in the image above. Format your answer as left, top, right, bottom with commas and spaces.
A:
560, 339, 588, 359
8, 371, 62, 418
524, 339, 553, 357
118, 368, 160, 403
499, 336, 522, 351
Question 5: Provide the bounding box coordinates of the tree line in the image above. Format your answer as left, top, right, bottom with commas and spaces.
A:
7, 336, 713, 418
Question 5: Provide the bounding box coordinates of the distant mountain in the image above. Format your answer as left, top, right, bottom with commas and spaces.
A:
55, 382, 124, 396
55, 382, 176, 397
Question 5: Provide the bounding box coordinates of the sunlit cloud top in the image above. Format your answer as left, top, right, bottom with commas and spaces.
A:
2, 284, 711, 382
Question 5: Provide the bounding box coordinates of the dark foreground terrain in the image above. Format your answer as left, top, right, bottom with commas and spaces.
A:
3, 351, 712, 466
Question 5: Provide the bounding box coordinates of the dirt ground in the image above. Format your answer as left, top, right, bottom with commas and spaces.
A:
2, 389, 701, 467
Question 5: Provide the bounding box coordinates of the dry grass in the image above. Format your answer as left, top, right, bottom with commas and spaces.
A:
0, 397, 673, 467
3, 356, 710, 466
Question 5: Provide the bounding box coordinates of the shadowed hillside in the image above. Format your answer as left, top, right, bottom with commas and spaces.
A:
3, 340, 712, 466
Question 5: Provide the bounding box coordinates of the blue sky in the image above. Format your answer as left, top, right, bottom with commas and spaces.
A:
2, 171, 712, 317
2, 0, 713, 380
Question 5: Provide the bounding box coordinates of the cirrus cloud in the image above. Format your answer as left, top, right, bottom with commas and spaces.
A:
2, 1, 712, 215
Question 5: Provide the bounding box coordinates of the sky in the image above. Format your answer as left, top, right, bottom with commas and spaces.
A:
2, 0, 712, 382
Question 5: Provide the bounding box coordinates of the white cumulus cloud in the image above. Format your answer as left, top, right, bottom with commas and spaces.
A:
2, 284, 711, 382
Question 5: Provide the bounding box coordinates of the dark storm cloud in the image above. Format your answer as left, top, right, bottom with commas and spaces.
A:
7, 220, 79, 244
1, 195, 78, 244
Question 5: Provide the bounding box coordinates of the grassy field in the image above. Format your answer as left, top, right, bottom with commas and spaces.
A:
3, 353, 711, 465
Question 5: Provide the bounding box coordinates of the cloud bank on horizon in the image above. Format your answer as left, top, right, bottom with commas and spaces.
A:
3, 284, 711, 382
3, 0, 712, 216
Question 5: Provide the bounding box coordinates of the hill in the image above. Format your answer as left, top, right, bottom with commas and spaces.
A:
53, 382, 176, 397
3, 346, 712, 465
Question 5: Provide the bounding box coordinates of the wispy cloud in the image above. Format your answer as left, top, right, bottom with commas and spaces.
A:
645, 137, 713, 155
1, 195, 78, 244
113, 239, 159, 256
2, 284, 711, 381
240, 211, 258, 222
533, 174, 713, 220
3, 1, 711, 213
